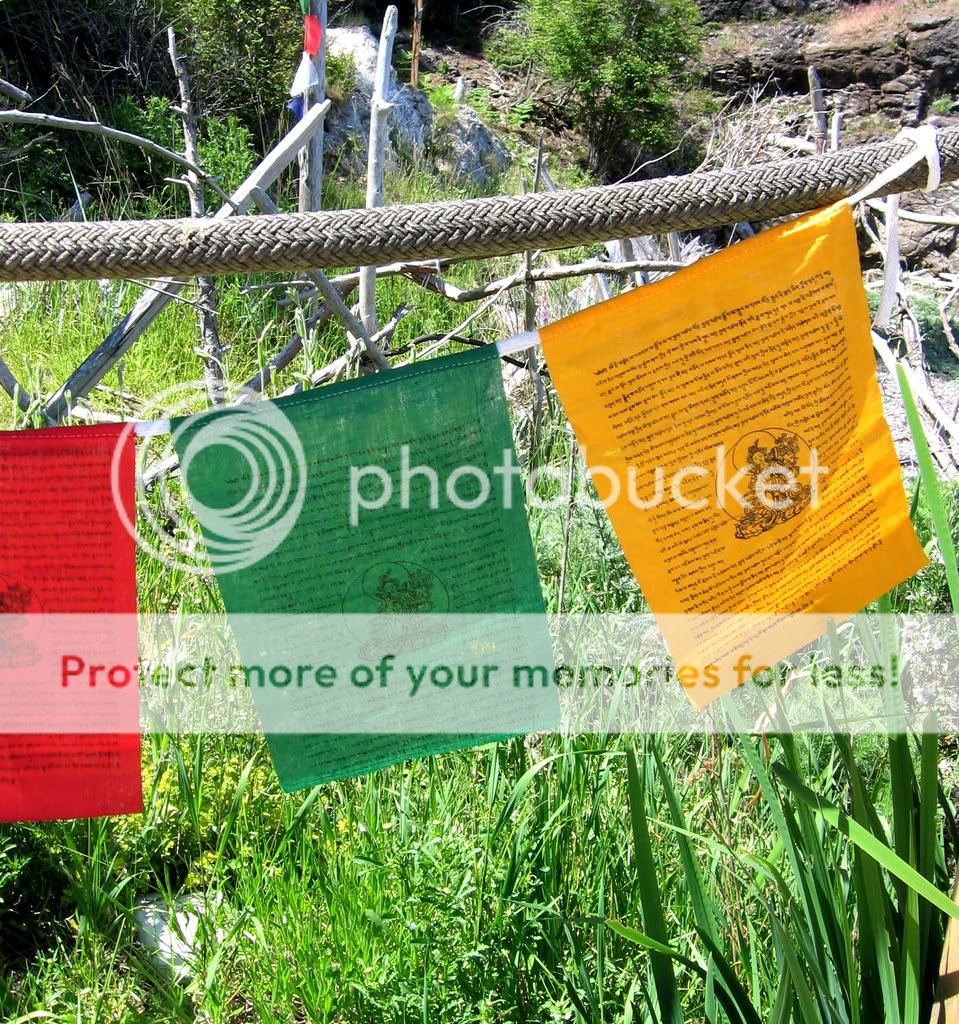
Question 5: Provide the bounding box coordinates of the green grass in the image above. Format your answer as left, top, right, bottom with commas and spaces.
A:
3, 169, 959, 1022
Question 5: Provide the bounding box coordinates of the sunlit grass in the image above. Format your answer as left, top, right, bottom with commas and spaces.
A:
2, 168, 959, 1023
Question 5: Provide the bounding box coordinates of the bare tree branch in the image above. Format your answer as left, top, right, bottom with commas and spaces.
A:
0, 131, 53, 163
168, 25, 224, 405
0, 108, 233, 206
400, 257, 684, 303
0, 78, 32, 106
43, 103, 330, 422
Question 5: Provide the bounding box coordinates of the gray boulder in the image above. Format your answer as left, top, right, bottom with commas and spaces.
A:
133, 892, 224, 983
438, 104, 511, 188
324, 25, 433, 172
909, 15, 959, 92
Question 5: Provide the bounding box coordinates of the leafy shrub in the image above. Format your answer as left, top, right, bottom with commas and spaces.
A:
198, 115, 256, 194
174, 0, 304, 150
489, 0, 702, 173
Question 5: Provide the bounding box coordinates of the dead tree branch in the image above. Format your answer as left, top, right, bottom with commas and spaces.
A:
399, 257, 684, 303
168, 25, 224, 405
0, 78, 32, 106
43, 103, 330, 422
0, 132, 54, 164
0, 109, 232, 206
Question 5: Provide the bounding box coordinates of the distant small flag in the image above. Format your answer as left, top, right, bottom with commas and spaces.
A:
304, 14, 321, 56
289, 51, 319, 98
0, 424, 142, 822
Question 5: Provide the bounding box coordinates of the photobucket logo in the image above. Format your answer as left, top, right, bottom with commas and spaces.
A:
348, 440, 828, 530
112, 384, 307, 573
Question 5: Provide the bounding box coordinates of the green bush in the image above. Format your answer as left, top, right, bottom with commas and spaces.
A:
490, 0, 702, 173
174, 0, 304, 151
197, 115, 257, 194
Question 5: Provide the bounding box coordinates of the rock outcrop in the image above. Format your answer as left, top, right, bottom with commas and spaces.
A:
437, 104, 512, 187
324, 26, 433, 172
324, 26, 511, 186
704, 10, 958, 125
702, 0, 858, 21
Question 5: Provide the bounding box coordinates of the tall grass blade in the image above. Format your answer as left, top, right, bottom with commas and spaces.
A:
649, 739, 720, 947
770, 915, 819, 1023
897, 364, 959, 625
773, 764, 959, 924
624, 746, 681, 1024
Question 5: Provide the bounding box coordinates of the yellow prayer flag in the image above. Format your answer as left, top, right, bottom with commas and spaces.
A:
540, 202, 927, 707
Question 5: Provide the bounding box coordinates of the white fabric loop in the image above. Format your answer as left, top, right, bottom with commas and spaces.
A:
899, 124, 941, 192
846, 124, 941, 206
848, 125, 940, 327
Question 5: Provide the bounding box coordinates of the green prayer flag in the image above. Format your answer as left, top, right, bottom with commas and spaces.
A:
172, 347, 557, 790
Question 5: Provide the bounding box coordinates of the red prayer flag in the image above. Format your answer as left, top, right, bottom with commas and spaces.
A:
0, 424, 142, 822
304, 14, 321, 56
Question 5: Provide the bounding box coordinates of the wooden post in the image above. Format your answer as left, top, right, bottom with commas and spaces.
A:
931, 866, 959, 1024
830, 97, 843, 152
808, 65, 828, 155
411, 0, 424, 89
299, 0, 327, 213
358, 6, 399, 338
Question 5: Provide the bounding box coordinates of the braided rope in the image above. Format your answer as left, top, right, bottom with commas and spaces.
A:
2, 128, 957, 282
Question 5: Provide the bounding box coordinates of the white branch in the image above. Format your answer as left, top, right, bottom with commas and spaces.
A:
866, 198, 959, 228
401, 257, 685, 302
0, 108, 232, 205
358, 5, 398, 336
44, 104, 330, 422
0, 78, 32, 106
873, 330, 959, 445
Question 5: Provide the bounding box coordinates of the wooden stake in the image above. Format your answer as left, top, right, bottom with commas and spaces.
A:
358, 6, 399, 338
808, 66, 828, 155
411, 0, 424, 89
830, 97, 842, 152
299, 0, 327, 213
